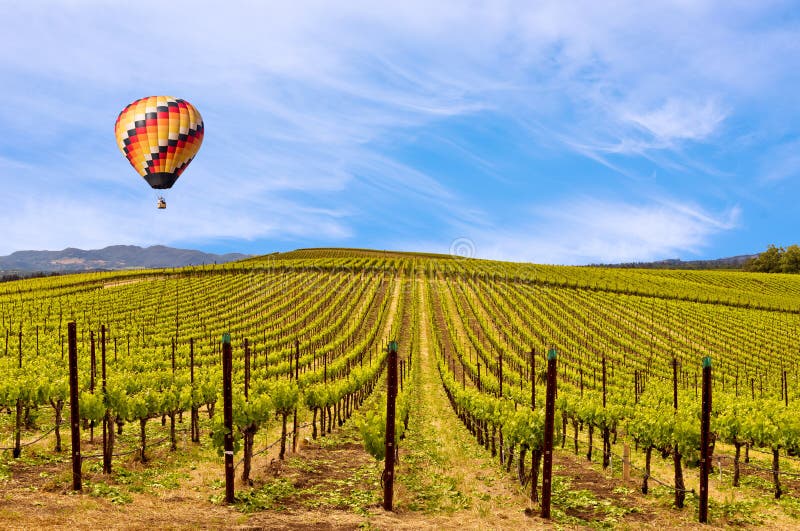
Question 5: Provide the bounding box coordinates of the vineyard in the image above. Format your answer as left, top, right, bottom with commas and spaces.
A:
2, 248, 800, 528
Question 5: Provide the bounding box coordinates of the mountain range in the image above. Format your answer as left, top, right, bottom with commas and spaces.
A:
0, 245, 249, 273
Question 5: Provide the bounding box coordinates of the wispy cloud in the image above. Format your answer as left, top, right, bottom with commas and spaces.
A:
0, 175, 352, 254
458, 197, 741, 265
623, 99, 728, 146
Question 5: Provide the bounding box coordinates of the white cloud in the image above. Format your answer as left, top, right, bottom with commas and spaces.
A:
0, 1, 777, 155
454, 197, 740, 265
624, 99, 727, 145
0, 185, 352, 256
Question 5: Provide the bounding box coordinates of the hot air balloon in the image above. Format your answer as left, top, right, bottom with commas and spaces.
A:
114, 96, 204, 209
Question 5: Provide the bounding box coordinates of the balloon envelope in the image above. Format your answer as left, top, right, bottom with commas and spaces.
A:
114, 96, 204, 189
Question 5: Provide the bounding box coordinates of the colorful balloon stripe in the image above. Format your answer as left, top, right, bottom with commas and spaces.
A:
114, 96, 204, 190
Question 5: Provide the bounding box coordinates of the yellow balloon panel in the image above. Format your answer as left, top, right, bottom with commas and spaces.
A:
114, 96, 204, 190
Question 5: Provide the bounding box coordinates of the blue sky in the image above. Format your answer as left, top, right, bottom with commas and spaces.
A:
1, 1, 799, 264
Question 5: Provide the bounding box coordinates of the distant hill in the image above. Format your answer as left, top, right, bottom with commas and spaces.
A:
593, 254, 757, 270
0, 245, 249, 273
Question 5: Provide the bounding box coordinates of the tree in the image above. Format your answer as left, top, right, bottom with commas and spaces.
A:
780, 244, 800, 273
744, 244, 783, 273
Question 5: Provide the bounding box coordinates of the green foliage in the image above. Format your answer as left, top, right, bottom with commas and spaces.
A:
744, 243, 800, 273
86, 481, 133, 504
359, 409, 387, 460
782, 245, 800, 273
269, 380, 300, 415
233, 479, 296, 512
209, 422, 241, 457
79, 391, 105, 423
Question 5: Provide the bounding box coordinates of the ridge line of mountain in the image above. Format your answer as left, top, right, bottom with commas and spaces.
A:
0, 245, 250, 273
